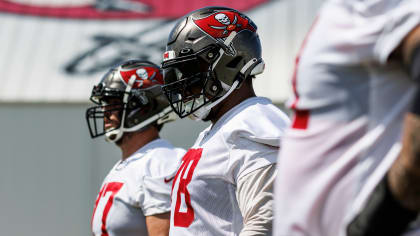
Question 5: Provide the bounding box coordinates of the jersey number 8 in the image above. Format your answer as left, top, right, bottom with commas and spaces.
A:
172, 148, 203, 227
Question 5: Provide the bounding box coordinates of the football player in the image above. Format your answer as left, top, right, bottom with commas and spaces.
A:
347, 16, 420, 236
274, 0, 420, 235
86, 60, 185, 236
161, 6, 290, 236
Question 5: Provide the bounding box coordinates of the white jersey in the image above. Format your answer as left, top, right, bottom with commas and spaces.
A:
92, 139, 185, 236
169, 97, 290, 236
275, 0, 420, 236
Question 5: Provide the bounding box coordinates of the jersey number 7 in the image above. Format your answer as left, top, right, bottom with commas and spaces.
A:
92, 182, 124, 236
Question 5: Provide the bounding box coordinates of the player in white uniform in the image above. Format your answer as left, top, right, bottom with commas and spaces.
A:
86, 60, 185, 236
274, 0, 420, 236
161, 7, 290, 236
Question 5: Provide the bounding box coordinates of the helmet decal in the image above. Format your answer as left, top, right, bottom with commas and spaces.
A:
119, 66, 163, 89
192, 11, 256, 40
163, 50, 176, 62
136, 68, 149, 80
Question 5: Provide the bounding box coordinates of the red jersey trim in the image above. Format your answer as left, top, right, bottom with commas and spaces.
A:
292, 110, 310, 130
290, 16, 320, 110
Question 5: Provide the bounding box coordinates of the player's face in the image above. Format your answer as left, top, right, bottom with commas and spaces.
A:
163, 57, 221, 118
102, 97, 122, 131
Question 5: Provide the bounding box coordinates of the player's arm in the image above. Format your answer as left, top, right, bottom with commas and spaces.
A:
236, 163, 276, 236
145, 212, 170, 236
347, 25, 420, 236
388, 24, 420, 212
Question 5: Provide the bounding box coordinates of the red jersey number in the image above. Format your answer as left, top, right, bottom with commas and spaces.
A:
172, 148, 203, 227
92, 182, 124, 236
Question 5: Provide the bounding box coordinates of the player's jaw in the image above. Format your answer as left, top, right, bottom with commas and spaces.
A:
104, 110, 120, 130
103, 99, 123, 132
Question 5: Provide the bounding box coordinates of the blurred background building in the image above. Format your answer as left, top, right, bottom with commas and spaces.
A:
0, 0, 323, 235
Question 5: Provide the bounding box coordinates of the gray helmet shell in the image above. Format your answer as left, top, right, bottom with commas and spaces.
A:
161, 7, 264, 119
165, 7, 264, 87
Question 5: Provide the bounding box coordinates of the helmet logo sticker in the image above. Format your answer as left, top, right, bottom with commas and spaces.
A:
120, 67, 162, 89
193, 11, 255, 38
136, 68, 149, 80
193, 11, 256, 56
213, 13, 237, 35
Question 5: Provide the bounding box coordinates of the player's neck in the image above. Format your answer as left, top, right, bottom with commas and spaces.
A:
210, 81, 256, 124
118, 127, 159, 161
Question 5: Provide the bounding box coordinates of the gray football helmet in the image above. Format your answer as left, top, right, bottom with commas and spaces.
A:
86, 60, 175, 142
161, 6, 265, 120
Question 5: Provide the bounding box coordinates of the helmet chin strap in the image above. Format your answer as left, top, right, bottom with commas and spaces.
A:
106, 74, 137, 143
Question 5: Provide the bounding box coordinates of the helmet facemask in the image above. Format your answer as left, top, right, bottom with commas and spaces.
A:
86, 96, 125, 141
162, 46, 224, 119
86, 82, 153, 142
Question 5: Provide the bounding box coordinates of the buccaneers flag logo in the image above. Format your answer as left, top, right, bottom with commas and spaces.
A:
193, 11, 256, 39
120, 67, 163, 89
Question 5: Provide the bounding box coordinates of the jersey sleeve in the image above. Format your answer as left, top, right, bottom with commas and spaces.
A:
221, 100, 287, 183
225, 131, 279, 184
137, 148, 185, 216
372, 0, 420, 64
140, 175, 172, 216
237, 164, 276, 236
